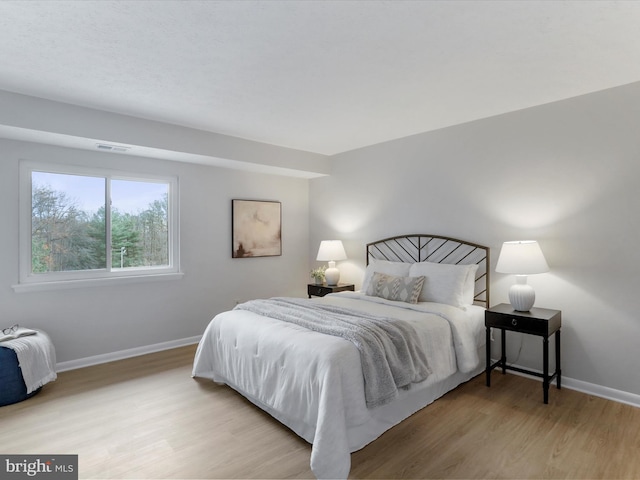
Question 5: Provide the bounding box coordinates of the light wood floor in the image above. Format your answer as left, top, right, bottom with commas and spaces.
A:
1, 345, 639, 479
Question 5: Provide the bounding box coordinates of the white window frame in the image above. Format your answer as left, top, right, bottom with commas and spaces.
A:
14, 160, 182, 293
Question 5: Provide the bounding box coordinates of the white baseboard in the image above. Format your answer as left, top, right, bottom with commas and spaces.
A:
500, 363, 640, 409
56, 335, 202, 372
561, 377, 640, 409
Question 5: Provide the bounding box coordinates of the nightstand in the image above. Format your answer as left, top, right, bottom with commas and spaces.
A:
308, 283, 355, 298
485, 303, 562, 404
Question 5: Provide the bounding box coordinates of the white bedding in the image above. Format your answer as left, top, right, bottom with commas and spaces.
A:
192, 291, 485, 479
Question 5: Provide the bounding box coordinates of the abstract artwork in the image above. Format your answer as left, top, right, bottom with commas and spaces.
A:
232, 199, 282, 258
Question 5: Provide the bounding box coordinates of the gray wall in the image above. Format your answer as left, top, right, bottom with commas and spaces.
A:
310, 81, 640, 399
1, 138, 310, 364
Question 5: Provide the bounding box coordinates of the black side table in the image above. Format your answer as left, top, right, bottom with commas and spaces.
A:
485, 303, 562, 404
308, 283, 355, 298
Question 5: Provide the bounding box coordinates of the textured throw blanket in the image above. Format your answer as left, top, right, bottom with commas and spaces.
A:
235, 297, 431, 408
2, 330, 57, 394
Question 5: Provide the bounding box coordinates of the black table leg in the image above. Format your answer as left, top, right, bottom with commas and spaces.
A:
543, 336, 549, 404
500, 329, 506, 375
556, 329, 561, 389
486, 327, 491, 386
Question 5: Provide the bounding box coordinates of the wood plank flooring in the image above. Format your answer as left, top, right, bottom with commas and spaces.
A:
1, 345, 638, 479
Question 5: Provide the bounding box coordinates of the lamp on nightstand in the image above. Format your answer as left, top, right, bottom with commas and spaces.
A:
316, 240, 347, 286
496, 240, 549, 312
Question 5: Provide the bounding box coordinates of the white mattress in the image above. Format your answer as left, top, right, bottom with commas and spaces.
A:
192, 292, 485, 479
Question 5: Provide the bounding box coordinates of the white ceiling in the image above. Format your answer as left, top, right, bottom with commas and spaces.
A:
1, 0, 640, 156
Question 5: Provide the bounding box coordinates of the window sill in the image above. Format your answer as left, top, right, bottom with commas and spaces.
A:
12, 272, 184, 293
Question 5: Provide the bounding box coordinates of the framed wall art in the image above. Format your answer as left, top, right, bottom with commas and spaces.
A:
232, 199, 282, 258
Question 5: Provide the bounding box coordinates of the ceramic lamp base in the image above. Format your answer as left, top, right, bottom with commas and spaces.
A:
509, 275, 535, 311
324, 261, 340, 286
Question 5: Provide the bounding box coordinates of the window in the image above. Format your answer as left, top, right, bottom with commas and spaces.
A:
16, 161, 180, 291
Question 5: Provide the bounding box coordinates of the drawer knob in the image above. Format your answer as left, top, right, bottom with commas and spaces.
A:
511, 318, 518, 326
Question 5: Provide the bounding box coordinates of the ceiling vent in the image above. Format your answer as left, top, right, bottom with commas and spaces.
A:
95, 143, 131, 153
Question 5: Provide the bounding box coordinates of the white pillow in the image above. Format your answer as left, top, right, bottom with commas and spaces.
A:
462, 264, 479, 305
361, 259, 411, 293
409, 262, 478, 307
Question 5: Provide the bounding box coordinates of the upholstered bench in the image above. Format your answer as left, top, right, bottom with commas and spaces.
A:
0, 331, 57, 407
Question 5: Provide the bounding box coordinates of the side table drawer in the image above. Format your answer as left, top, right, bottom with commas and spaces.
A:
308, 285, 330, 297
485, 313, 549, 335
308, 283, 355, 298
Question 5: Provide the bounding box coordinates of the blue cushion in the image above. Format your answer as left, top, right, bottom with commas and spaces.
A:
0, 346, 40, 407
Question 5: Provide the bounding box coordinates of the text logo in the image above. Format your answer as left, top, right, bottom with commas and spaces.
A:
1, 455, 78, 480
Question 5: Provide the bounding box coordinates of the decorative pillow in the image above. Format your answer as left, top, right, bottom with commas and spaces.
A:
409, 262, 478, 307
361, 259, 412, 293
365, 272, 425, 304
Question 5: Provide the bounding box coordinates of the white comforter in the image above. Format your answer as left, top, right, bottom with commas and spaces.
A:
192, 292, 484, 479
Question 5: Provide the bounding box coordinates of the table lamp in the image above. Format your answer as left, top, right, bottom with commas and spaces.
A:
316, 240, 347, 286
495, 240, 549, 312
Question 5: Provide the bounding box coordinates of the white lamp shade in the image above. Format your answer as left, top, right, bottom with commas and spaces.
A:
316, 240, 347, 262
495, 241, 549, 275
316, 240, 347, 286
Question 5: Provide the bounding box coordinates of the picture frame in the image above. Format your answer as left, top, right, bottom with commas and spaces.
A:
232, 199, 282, 258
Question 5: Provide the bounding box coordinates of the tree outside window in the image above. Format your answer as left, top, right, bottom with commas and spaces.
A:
31, 172, 170, 274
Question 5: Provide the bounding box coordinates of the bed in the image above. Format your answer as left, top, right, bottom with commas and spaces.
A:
192, 234, 490, 479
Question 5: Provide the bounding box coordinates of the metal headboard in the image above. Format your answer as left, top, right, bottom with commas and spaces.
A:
366, 234, 490, 307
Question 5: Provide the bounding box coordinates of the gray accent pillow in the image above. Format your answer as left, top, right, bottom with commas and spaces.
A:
366, 272, 425, 304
